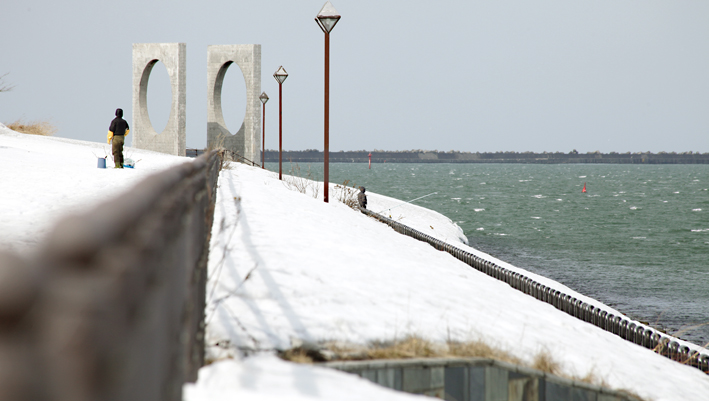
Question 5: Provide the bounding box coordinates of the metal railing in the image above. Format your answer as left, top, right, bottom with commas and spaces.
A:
0, 151, 221, 401
223, 149, 259, 167
188, 148, 258, 167
359, 207, 709, 374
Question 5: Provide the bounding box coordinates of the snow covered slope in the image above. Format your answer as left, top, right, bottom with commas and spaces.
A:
202, 162, 709, 401
0, 124, 188, 253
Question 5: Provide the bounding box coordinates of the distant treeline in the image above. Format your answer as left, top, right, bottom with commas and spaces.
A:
263, 150, 709, 164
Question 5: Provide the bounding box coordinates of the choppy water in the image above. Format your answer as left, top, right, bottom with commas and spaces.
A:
266, 162, 709, 346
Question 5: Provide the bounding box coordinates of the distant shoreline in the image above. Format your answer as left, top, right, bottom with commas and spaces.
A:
258, 150, 709, 164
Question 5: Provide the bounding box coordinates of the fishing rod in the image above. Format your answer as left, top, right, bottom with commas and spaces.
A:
377, 191, 438, 214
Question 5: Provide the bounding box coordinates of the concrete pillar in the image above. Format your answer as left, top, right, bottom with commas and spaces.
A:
132, 43, 187, 156
207, 45, 262, 164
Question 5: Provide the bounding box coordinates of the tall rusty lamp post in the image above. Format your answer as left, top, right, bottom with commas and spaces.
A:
273, 66, 288, 180
315, 1, 341, 202
259, 92, 269, 169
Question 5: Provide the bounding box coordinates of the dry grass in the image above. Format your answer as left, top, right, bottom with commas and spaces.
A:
6, 119, 56, 136
277, 346, 329, 364
277, 335, 647, 400
278, 348, 316, 364
531, 351, 560, 375
446, 339, 522, 365
652, 329, 709, 370
279, 336, 522, 366
279, 335, 524, 367
366, 336, 445, 359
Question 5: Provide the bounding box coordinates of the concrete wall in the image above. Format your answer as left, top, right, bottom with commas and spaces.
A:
132, 43, 187, 156
207, 45, 261, 164
325, 358, 640, 401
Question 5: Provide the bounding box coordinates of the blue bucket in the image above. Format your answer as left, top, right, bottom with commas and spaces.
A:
97, 157, 106, 168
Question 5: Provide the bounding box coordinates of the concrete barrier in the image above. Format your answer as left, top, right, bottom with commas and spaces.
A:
132, 43, 187, 156
324, 358, 640, 401
0, 151, 221, 401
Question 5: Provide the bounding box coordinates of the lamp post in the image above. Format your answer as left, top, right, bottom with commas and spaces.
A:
316, 1, 341, 203
273, 66, 288, 180
259, 92, 269, 169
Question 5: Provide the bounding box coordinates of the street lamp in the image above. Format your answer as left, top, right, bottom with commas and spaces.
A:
259, 92, 269, 169
316, 1, 340, 203
273, 66, 288, 180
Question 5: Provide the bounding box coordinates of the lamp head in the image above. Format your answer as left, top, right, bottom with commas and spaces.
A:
315, 1, 341, 34
273, 66, 288, 84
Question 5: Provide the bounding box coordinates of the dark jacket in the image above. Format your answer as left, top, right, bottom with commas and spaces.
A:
109, 108, 129, 136
357, 186, 367, 209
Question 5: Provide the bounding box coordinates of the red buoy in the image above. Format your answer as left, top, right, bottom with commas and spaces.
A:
582, 182, 587, 193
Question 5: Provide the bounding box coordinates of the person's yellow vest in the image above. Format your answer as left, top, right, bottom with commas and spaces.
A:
107, 129, 130, 144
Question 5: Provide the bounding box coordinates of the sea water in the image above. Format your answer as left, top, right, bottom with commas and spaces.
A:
266, 162, 709, 346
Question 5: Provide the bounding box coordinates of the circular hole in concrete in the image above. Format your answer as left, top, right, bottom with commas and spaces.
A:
220, 63, 247, 134
146, 61, 172, 134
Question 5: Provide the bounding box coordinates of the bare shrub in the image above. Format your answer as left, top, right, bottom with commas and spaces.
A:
333, 180, 359, 210
6, 119, 56, 136
219, 150, 234, 170
207, 133, 225, 152
652, 323, 709, 368
283, 163, 320, 199
205, 135, 233, 170
0, 72, 14, 93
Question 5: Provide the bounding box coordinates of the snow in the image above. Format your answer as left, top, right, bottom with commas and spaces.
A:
1, 126, 708, 401
0, 125, 189, 254
201, 166, 709, 401
183, 354, 430, 401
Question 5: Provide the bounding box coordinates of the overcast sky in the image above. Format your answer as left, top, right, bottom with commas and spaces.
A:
1, 1, 708, 153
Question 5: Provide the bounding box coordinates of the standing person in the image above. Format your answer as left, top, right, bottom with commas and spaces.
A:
107, 108, 130, 168
357, 186, 367, 209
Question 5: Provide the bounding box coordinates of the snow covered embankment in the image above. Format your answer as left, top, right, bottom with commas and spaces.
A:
193, 163, 709, 401
0, 125, 189, 254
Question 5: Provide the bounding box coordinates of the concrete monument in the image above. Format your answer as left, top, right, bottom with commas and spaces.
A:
132, 43, 186, 156
207, 45, 262, 164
